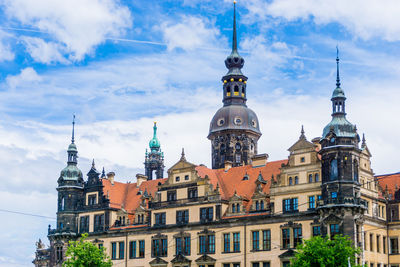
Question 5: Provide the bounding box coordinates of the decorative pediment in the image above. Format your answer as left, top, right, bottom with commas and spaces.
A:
197, 228, 215, 235
280, 221, 302, 228
171, 254, 191, 263
229, 191, 243, 202
149, 257, 168, 266
152, 233, 168, 239
195, 254, 216, 264
321, 213, 343, 225
256, 171, 267, 184
279, 248, 296, 259
252, 184, 267, 199
173, 231, 191, 238
288, 126, 315, 152
167, 149, 197, 173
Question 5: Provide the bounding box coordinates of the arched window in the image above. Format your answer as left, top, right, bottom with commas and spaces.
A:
260, 201, 264, 210
255, 201, 259, 211
308, 174, 313, 183
353, 160, 359, 182
236, 203, 240, 213
234, 85, 239, 95
315, 173, 319, 182
232, 204, 236, 213
289, 177, 293, 186
330, 159, 338, 180
295, 176, 299, 185
61, 197, 65, 211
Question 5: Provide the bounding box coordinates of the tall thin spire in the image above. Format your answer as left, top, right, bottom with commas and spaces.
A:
71, 114, 75, 144
232, 0, 237, 53
336, 46, 340, 88
299, 125, 306, 139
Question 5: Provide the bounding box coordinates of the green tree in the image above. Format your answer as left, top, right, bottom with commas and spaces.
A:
291, 235, 362, 267
63, 233, 112, 267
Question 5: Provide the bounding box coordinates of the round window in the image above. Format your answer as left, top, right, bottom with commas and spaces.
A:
234, 116, 242, 125
251, 119, 257, 128
217, 118, 225, 126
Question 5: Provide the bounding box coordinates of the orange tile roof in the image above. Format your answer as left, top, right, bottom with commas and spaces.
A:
102, 178, 167, 213
376, 172, 400, 197
196, 159, 287, 210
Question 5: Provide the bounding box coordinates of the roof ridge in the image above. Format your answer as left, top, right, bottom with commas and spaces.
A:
375, 172, 400, 177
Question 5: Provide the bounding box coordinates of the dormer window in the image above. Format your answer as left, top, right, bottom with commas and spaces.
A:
88, 194, 97, 205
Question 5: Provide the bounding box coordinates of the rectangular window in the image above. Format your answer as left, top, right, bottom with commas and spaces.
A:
199, 235, 206, 254
233, 233, 240, 252
263, 263, 270, 267
283, 198, 298, 213
139, 240, 145, 258
118, 242, 124, 259
224, 265, 230, 267
294, 227, 302, 248
390, 238, 399, 254
208, 235, 215, 253
377, 235, 380, 253
184, 175, 189, 180
184, 236, 191, 256
188, 187, 198, 199
252, 263, 260, 267
129, 241, 136, 259
383, 236, 387, 254
330, 224, 340, 238
282, 228, 290, 249
94, 214, 104, 232
88, 194, 97, 205
313, 226, 321, 236
79, 216, 89, 233
252, 231, 259, 251
370, 234, 374, 251
152, 238, 167, 257
155, 212, 166, 225
176, 237, 182, 255
111, 242, 117, 260
309, 196, 315, 209
56, 246, 63, 262
167, 190, 177, 201
262, 230, 271, 251
176, 210, 189, 224
200, 207, 213, 222
224, 233, 231, 252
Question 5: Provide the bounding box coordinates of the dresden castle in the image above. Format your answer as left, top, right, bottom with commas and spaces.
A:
33, 3, 400, 267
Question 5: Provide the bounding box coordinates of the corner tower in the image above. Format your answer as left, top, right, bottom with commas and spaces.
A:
318, 49, 365, 241
144, 122, 164, 180
208, 1, 261, 169
56, 115, 84, 233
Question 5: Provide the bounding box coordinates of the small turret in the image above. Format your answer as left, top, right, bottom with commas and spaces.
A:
145, 122, 165, 180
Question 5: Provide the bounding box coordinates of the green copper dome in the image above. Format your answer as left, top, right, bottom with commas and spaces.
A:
322, 116, 357, 139
332, 86, 345, 98
60, 164, 83, 181
149, 122, 160, 152
68, 143, 77, 152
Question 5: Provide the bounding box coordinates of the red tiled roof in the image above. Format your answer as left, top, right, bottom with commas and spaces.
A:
102, 178, 167, 213
376, 172, 400, 196
196, 159, 287, 210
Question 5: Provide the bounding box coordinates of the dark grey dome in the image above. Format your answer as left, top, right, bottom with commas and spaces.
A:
208, 105, 261, 137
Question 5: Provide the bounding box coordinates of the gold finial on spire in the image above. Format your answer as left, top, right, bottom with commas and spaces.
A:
234, 0, 237, 3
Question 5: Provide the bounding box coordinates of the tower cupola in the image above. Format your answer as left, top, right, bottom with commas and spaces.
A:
145, 122, 164, 180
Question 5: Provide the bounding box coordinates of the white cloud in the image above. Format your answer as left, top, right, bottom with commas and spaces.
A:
0, 30, 14, 62
3, 0, 132, 61
160, 16, 222, 51
244, 0, 400, 41
21, 37, 68, 64
6, 67, 41, 89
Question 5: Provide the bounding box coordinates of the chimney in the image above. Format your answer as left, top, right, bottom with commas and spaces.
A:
251, 154, 269, 167
136, 174, 147, 187
224, 160, 233, 172
107, 172, 115, 185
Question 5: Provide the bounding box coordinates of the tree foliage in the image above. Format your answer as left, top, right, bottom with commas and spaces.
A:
291, 235, 362, 267
63, 233, 112, 267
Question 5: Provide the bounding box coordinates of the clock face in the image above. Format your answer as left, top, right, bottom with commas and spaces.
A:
234, 116, 243, 125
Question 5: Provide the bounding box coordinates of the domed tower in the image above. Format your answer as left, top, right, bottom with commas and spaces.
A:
208, 2, 261, 169
56, 115, 84, 233
144, 122, 164, 180
318, 49, 365, 240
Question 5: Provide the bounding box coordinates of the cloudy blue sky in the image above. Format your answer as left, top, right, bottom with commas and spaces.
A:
0, 0, 399, 265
